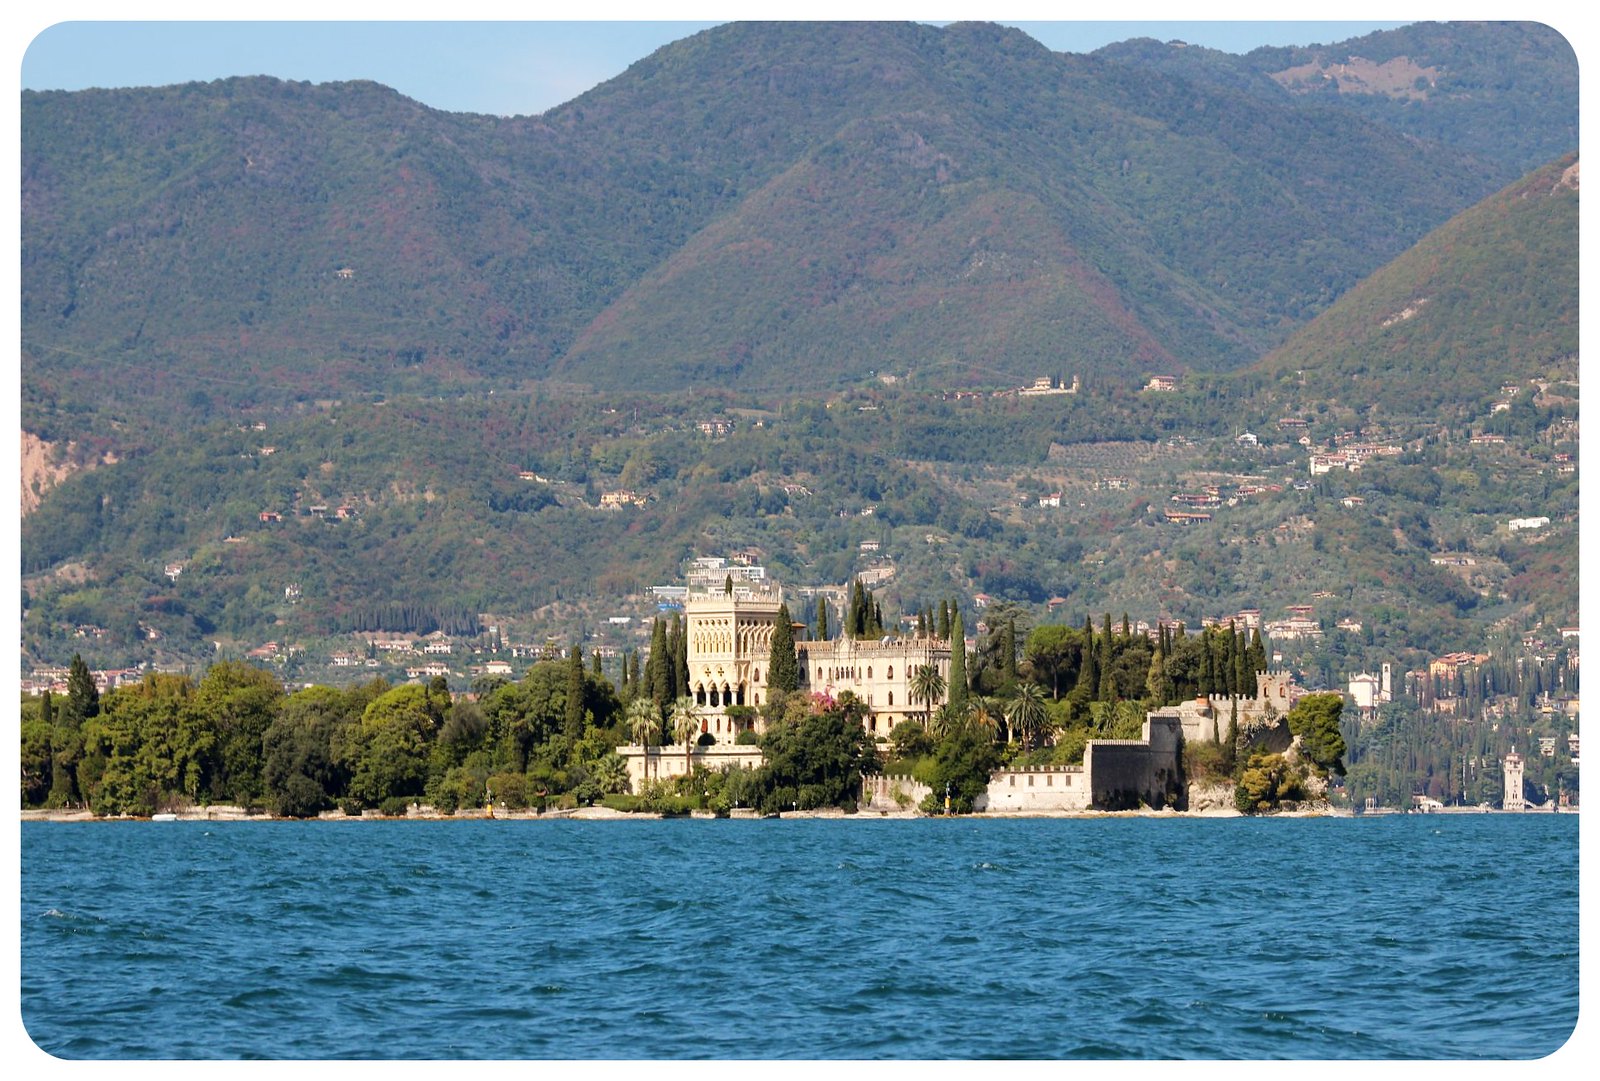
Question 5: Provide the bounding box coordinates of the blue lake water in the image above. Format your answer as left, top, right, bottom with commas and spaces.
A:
19, 814, 1580, 1059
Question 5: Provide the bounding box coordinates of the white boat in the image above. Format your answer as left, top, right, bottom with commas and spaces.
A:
151, 813, 178, 821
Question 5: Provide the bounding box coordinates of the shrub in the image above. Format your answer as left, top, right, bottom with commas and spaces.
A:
486, 771, 528, 809
337, 798, 363, 817
379, 796, 411, 818
275, 774, 328, 819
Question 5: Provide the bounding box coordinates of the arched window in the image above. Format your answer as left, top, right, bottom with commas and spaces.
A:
817, 667, 823, 681
887, 666, 894, 680
888, 691, 894, 705
867, 666, 873, 679
754, 668, 761, 683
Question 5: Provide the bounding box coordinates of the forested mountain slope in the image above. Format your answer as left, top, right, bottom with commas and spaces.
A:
22, 21, 1570, 416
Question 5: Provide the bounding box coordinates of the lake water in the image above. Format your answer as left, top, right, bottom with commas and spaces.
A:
19, 814, 1580, 1059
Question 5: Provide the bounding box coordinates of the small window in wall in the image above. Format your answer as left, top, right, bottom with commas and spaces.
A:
1028, 775, 1035, 787
1009, 776, 1016, 787
1046, 775, 1053, 786
1065, 774, 1072, 786
754, 668, 761, 683
867, 666, 873, 679
887, 692, 893, 705
887, 667, 894, 680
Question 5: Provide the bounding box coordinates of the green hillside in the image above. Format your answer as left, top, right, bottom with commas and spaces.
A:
22, 21, 1567, 415
1256, 154, 1579, 412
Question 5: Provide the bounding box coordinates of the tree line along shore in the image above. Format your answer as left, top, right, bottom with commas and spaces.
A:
21, 607, 1345, 819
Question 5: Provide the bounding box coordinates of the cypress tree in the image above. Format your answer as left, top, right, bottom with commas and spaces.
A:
1223, 623, 1238, 697
1003, 619, 1018, 681
768, 603, 799, 694
815, 596, 829, 641
648, 618, 668, 707
592, 649, 603, 678
1249, 629, 1267, 681
1077, 616, 1098, 694
1233, 625, 1249, 694
565, 644, 586, 739
1199, 629, 1214, 697
674, 615, 689, 699
1122, 613, 1132, 640
948, 612, 968, 708
938, 601, 951, 640
629, 650, 642, 698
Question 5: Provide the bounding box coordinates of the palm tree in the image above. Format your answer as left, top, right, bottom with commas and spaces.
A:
969, 694, 1001, 741
626, 698, 660, 781
669, 696, 702, 776
1006, 682, 1051, 751
909, 664, 946, 729
927, 702, 961, 743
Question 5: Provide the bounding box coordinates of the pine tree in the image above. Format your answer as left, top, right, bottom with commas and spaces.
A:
948, 612, 968, 708
768, 603, 799, 694
66, 653, 99, 723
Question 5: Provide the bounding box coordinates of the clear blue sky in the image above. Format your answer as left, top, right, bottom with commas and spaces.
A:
16, 14, 1427, 118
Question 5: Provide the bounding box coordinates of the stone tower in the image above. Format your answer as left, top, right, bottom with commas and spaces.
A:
1502, 749, 1526, 812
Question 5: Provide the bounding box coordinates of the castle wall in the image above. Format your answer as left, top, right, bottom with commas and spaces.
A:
862, 774, 933, 812
977, 765, 1091, 812
1083, 713, 1184, 810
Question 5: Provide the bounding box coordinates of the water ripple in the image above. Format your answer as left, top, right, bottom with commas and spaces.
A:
21, 816, 1579, 1059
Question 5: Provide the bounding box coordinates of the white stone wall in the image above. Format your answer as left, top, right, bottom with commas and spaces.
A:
977, 766, 1091, 812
